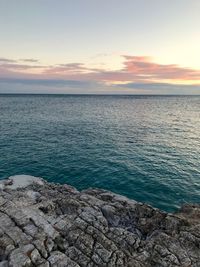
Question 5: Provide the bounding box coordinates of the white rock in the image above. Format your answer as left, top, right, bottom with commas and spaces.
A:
0, 175, 44, 190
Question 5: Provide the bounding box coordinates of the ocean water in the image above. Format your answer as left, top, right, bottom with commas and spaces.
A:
0, 95, 199, 212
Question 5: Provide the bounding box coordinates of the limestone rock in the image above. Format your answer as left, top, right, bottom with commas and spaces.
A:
0, 175, 199, 266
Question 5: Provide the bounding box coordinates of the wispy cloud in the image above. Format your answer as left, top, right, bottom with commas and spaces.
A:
20, 58, 39, 63
0, 55, 200, 94
0, 63, 44, 71
0, 58, 17, 63
122, 56, 200, 82
44, 63, 93, 76
0, 78, 94, 87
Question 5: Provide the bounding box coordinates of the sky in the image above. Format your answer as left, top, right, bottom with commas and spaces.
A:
0, 0, 200, 94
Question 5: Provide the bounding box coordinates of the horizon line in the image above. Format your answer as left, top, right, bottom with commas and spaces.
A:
0, 93, 199, 96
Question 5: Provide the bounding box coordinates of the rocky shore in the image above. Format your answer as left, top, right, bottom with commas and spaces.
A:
0, 175, 199, 267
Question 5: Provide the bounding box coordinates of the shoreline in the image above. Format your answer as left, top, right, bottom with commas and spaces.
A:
0, 175, 199, 266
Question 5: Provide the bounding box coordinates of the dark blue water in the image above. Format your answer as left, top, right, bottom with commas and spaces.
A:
0, 95, 199, 211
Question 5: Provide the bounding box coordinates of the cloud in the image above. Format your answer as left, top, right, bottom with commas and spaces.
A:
122, 55, 200, 81
0, 78, 94, 87
20, 58, 39, 63
0, 63, 44, 70
0, 58, 17, 63
1, 55, 200, 83
58, 63, 85, 69
44, 63, 91, 76
0, 55, 200, 94
1, 78, 200, 95
117, 81, 200, 90
0, 78, 104, 94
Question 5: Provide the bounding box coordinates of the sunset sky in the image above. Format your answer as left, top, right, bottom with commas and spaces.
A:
0, 0, 200, 94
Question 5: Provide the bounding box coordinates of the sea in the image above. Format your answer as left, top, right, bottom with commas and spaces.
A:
0, 94, 199, 212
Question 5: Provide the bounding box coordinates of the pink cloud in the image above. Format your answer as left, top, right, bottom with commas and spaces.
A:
0, 55, 200, 84
122, 55, 200, 81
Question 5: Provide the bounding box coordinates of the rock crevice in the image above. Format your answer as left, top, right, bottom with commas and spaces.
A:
0, 175, 199, 267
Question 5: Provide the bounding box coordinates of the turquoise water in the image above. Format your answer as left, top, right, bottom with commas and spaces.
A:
0, 95, 199, 211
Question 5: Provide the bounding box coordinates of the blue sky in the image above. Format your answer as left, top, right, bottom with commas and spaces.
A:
0, 0, 200, 94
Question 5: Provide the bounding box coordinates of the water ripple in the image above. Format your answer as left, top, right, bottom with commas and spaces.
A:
0, 95, 199, 212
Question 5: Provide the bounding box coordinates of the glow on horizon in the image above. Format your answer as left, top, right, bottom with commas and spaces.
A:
1, 55, 200, 84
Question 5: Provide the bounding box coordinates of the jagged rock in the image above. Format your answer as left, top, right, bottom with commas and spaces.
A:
30, 248, 44, 265
0, 175, 199, 266
0, 261, 8, 267
48, 251, 79, 266
9, 247, 32, 267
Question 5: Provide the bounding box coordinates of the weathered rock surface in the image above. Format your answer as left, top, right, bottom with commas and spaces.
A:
0, 175, 199, 267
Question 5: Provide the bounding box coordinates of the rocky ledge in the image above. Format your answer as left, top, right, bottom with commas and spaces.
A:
0, 175, 199, 267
